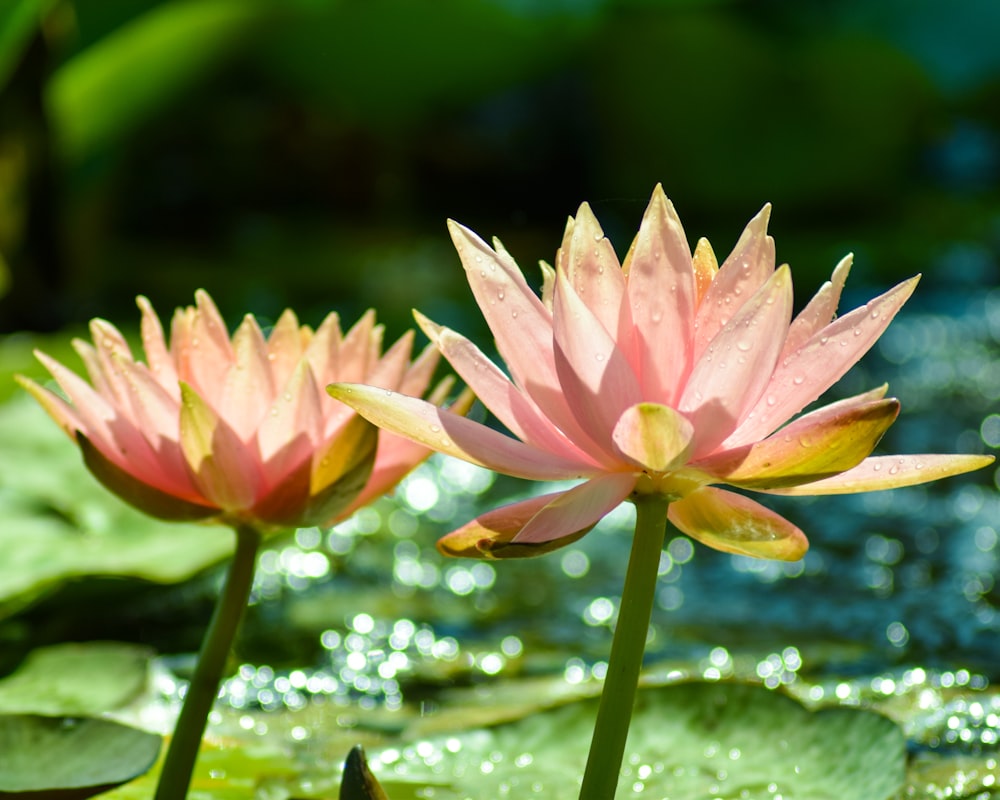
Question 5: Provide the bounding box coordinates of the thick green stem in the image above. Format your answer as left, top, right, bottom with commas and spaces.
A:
579, 494, 669, 800
154, 524, 261, 800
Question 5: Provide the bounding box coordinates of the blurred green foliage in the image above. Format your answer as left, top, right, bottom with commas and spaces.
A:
0, 0, 997, 339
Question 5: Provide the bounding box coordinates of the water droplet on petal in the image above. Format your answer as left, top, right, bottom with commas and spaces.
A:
736, 340, 751, 352
792, 375, 805, 385
873, 463, 882, 471
766, 395, 777, 407
430, 424, 441, 433
595, 353, 606, 362
853, 328, 862, 337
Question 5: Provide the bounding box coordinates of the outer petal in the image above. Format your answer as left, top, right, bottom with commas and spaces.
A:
219, 314, 275, 442
415, 312, 600, 465
728, 276, 919, 447
668, 487, 808, 561
185, 290, 236, 404
266, 308, 306, 391
437, 491, 595, 560
679, 265, 793, 456
695, 395, 900, 489
611, 402, 694, 472
766, 454, 995, 495
328, 383, 594, 481
77, 434, 217, 521
780, 254, 852, 359
622, 185, 696, 405
693, 205, 775, 356
513, 472, 637, 545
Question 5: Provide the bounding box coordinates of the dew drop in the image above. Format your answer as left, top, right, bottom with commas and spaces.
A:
511, 310, 519, 319
475, 255, 483, 263
889, 464, 899, 475
870, 308, 881, 319
873, 463, 882, 471
283, 392, 293, 402
916, 462, 925, 470
736, 340, 752, 352
766, 395, 777, 407
595, 353, 606, 362
853, 328, 862, 337
270, 407, 279, 417
498, 290, 505, 301
430, 424, 441, 433
792, 375, 805, 385
820, 336, 829, 345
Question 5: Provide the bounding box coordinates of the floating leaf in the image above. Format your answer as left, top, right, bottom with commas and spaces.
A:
0, 714, 161, 799
0, 395, 233, 619
0, 642, 150, 716
367, 682, 906, 800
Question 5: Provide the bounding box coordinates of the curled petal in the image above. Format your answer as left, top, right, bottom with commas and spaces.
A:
78, 434, 216, 522
437, 491, 596, 560
328, 383, 593, 481
612, 402, 694, 472
697, 394, 899, 489
513, 472, 637, 545
668, 487, 808, 561
766, 453, 995, 495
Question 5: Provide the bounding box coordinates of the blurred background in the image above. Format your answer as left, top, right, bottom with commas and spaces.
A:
1, 0, 999, 342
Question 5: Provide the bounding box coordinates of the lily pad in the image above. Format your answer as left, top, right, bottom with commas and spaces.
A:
0, 642, 150, 717
0, 714, 161, 799
0, 395, 233, 618
367, 682, 906, 800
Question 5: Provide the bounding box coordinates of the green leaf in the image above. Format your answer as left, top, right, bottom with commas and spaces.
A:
371, 682, 906, 800
0, 642, 150, 717
47, 0, 277, 162
0, 714, 161, 799
0, 394, 233, 619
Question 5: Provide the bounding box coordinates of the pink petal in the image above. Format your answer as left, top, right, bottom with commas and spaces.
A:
513, 473, 637, 545
303, 311, 345, 383
437, 491, 595, 559
366, 330, 415, 392
693, 205, 775, 357
32, 350, 116, 449
415, 312, 601, 465
558, 202, 633, 351
679, 265, 793, 456
327, 383, 594, 481
179, 382, 260, 510
780, 254, 852, 359
219, 314, 276, 442
727, 276, 919, 447
266, 308, 306, 391
14, 375, 83, 440
185, 290, 236, 405
398, 341, 440, 397
448, 221, 606, 460
552, 268, 642, 450
694, 392, 899, 489
256, 361, 324, 487
137, 296, 179, 396
765, 453, 995, 495
88, 319, 136, 412
668, 487, 808, 561
622, 185, 697, 405
612, 402, 695, 473
539, 259, 556, 311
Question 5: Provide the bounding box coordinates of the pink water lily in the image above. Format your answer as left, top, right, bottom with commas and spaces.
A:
330, 185, 993, 560
18, 291, 455, 530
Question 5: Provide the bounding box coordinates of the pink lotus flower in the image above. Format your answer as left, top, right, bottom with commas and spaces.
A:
18, 291, 455, 530
330, 186, 993, 560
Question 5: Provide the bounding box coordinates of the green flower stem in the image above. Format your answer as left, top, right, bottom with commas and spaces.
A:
579, 494, 670, 800
154, 524, 262, 800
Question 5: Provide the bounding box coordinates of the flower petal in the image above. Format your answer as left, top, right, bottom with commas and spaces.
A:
266, 308, 306, 390
559, 202, 632, 349
765, 453, 995, 495
184, 290, 235, 405
415, 312, 600, 465
780, 254, 852, 358
728, 275, 919, 447
437, 491, 595, 560
693, 205, 775, 356
612, 402, 694, 472
179, 382, 260, 510
77, 434, 217, 522
552, 268, 642, 448
137, 296, 179, 396
219, 314, 275, 442
680, 265, 793, 455
691, 237, 719, 305
513, 472, 637, 545
256, 361, 324, 485
668, 487, 808, 561
622, 185, 696, 405
328, 383, 593, 481
696, 393, 899, 489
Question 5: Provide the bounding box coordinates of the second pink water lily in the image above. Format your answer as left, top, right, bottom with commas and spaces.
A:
330, 185, 993, 560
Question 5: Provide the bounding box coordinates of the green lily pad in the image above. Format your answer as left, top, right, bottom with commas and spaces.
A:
368, 682, 906, 800
0, 395, 234, 619
0, 642, 150, 717
0, 714, 161, 799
